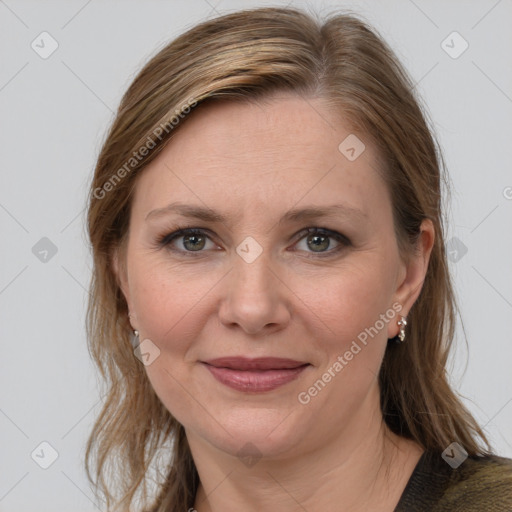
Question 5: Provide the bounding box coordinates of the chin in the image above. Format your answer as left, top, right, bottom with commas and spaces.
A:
189, 406, 307, 462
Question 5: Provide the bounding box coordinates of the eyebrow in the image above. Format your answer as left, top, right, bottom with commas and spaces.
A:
145, 201, 367, 225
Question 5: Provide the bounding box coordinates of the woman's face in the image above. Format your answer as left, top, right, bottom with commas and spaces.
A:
115, 93, 431, 460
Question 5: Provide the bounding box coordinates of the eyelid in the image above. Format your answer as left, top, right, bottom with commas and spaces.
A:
296, 227, 351, 245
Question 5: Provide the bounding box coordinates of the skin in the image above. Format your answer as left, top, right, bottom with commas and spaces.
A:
114, 93, 434, 511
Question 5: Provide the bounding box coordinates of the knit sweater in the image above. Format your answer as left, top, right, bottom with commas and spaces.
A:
394, 450, 512, 511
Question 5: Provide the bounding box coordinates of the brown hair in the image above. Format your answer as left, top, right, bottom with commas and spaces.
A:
85, 6, 491, 512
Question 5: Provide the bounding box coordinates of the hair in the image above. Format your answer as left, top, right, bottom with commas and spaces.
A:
85, 6, 492, 512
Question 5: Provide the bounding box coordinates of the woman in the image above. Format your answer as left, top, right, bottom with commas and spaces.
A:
85, 7, 512, 512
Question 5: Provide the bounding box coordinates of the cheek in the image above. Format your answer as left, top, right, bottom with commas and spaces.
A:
297, 256, 395, 399
130, 258, 215, 348
128, 262, 213, 426
303, 256, 394, 344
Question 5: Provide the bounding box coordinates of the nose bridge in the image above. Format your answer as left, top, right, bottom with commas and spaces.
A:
232, 234, 273, 293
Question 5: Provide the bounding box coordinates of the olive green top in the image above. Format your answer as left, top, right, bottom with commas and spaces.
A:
394, 450, 512, 511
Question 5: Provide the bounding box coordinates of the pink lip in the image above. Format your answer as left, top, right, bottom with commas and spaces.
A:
202, 357, 310, 392
204, 357, 307, 370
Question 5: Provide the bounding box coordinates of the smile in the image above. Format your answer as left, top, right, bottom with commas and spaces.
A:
201, 357, 311, 392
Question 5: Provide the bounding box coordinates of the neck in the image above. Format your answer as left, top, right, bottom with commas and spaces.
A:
189, 386, 423, 512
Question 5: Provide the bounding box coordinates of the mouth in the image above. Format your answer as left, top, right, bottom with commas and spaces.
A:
201, 357, 311, 392
203, 357, 309, 370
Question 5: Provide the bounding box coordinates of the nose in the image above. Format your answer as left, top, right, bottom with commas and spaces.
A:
217, 246, 291, 336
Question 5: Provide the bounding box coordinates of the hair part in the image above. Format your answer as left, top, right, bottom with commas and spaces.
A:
85, 7, 491, 511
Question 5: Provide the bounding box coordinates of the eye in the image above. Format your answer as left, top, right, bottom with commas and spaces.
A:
157, 227, 216, 254
293, 227, 350, 257
155, 226, 350, 257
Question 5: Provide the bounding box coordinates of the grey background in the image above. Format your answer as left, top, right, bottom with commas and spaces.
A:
1, 0, 511, 510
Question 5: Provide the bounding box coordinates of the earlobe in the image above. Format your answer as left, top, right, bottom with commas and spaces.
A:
391, 219, 435, 332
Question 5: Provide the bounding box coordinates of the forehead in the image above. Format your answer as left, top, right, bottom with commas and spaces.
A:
165, 94, 356, 167
131, 93, 389, 226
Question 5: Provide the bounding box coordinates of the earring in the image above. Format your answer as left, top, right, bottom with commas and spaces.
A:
397, 316, 407, 343
131, 329, 140, 348
128, 313, 140, 347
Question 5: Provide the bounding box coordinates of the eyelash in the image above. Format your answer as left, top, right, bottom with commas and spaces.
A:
155, 225, 351, 258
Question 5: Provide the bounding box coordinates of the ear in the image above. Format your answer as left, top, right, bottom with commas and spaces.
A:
389, 219, 435, 338
111, 244, 138, 331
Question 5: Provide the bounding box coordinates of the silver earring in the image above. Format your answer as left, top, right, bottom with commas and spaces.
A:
131, 329, 140, 348
397, 316, 407, 343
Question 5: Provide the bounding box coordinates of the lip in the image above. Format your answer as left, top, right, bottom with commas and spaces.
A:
201, 357, 310, 392
204, 357, 308, 370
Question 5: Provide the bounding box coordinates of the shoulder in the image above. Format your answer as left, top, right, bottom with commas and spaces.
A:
438, 453, 512, 511
395, 451, 512, 512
